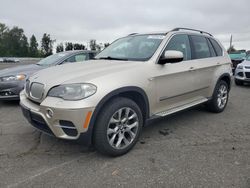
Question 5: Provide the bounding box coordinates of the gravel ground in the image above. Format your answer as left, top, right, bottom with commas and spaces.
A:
0, 63, 249, 187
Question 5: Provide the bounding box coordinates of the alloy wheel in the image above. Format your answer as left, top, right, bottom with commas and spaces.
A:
217, 84, 228, 109
107, 107, 139, 149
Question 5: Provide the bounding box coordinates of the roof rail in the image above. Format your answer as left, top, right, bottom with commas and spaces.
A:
128, 33, 138, 36
171, 28, 213, 36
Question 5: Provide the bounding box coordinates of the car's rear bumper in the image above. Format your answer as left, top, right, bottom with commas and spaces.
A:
20, 91, 96, 145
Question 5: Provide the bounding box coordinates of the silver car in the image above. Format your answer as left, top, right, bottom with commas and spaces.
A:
20, 28, 232, 156
235, 56, 250, 85
0, 50, 96, 100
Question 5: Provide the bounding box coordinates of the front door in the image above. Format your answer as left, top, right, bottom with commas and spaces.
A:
151, 34, 199, 114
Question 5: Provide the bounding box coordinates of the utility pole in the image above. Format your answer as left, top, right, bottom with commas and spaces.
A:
229, 35, 233, 52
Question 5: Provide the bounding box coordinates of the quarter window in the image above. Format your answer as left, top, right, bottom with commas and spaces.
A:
206, 38, 216, 57
209, 38, 223, 56
164, 34, 191, 61
190, 35, 210, 59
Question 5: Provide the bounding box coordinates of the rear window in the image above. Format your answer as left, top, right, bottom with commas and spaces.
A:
209, 38, 223, 56
190, 35, 210, 59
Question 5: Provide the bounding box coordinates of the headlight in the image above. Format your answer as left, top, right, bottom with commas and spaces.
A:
48, 83, 97, 100
0, 74, 26, 82
237, 65, 243, 69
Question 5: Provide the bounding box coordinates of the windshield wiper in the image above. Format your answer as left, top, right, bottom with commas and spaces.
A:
97, 56, 128, 61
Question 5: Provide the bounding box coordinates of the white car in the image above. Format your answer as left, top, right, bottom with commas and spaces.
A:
235, 56, 250, 85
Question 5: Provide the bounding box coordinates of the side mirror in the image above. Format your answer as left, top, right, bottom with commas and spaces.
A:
159, 50, 184, 65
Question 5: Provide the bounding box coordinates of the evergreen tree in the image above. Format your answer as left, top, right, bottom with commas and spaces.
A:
41, 33, 54, 57
73, 43, 85, 50
0, 23, 8, 56
104, 43, 110, 48
89, 39, 96, 50
29, 35, 38, 57
19, 35, 29, 57
56, 43, 64, 53
65, 42, 73, 51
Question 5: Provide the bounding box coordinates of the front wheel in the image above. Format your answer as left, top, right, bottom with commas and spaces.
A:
206, 80, 229, 113
93, 97, 143, 156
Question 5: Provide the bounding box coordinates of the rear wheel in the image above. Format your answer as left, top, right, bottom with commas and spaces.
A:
93, 97, 143, 156
235, 79, 244, 86
206, 80, 229, 113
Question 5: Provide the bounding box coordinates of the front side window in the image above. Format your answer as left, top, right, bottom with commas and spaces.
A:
164, 34, 191, 61
190, 35, 211, 59
95, 34, 165, 61
36, 53, 67, 66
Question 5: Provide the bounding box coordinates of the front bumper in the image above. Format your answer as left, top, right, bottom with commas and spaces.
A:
0, 81, 24, 100
20, 91, 95, 144
235, 67, 250, 82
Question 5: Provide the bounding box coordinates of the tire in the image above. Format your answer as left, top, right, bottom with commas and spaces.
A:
235, 79, 244, 86
206, 80, 229, 113
93, 97, 143, 156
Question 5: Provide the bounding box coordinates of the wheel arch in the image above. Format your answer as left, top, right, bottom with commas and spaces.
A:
78, 86, 150, 146
217, 73, 232, 90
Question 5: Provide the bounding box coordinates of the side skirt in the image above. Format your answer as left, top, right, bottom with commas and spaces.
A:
155, 98, 208, 117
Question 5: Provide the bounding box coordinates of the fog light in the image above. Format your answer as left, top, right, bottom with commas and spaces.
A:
46, 108, 54, 118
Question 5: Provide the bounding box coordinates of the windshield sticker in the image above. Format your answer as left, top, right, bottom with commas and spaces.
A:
147, 35, 165, 40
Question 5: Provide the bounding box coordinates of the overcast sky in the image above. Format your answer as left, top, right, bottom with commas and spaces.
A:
1, 0, 250, 50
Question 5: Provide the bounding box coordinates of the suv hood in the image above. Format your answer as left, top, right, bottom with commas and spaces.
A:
29, 60, 140, 86
0, 64, 43, 77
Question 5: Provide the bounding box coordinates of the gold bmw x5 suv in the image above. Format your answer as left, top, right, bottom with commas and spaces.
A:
20, 28, 232, 156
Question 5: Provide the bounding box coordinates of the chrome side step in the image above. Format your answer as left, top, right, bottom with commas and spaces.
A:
155, 98, 208, 117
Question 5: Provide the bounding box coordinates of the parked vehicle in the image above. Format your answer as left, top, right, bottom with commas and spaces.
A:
229, 51, 246, 73
0, 50, 96, 100
20, 28, 232, 156
234, 55, 250, 85
0, 57, 20, 63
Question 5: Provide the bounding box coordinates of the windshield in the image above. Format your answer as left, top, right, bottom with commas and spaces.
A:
37, 53, 67, 66
95, 34, 165, 61
246, 56, 250, 61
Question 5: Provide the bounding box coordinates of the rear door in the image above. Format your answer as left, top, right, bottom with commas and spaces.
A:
188, 35, 220, 98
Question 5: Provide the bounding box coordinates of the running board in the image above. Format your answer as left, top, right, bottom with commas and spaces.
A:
155, 98, 208, 117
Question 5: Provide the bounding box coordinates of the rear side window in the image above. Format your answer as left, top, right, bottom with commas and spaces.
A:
190, 35, 210, 59
75, 54, 87, 62
165, 34, 191, 61
64, 56, 76, 63
209, 38, 223, 56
